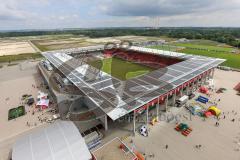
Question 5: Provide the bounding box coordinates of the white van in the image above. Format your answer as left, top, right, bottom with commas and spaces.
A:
176, 95, 189, 107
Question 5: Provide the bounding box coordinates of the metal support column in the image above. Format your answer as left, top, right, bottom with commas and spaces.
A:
133, 111, 136, 136
172, 90, 177, 107
211, 68, 215, 78
165, 95, 169, 112
180, 86, 184, 97
200, 77, 204, 86
104, 114, 108, 131
156, 97, 160, 121
203, 75, 207, 85
186, 83, 190, 95
196, 79, 200, 90
146, 104, 149, 127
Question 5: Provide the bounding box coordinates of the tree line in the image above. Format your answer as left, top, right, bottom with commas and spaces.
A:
0, 27, 240, 48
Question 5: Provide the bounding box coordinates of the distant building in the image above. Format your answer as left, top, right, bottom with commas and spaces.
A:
177, 38, 190, 43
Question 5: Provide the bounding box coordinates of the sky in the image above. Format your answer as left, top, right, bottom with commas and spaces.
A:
0, 0, 240, 30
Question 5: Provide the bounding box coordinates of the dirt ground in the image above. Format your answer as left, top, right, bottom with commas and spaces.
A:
30, 35, 171, 51
0, 61, 54, 160
119, 69, 240, 160
0, 41, 36, 56
0, 61, 239, 160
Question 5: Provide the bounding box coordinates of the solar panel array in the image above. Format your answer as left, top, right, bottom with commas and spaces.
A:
42, 47, 225, 120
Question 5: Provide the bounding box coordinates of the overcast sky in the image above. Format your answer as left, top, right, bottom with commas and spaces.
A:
0, 0, 240, 30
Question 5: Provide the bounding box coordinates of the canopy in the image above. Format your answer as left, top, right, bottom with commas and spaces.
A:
208, 106, 221, 116
178, 123, 189, 130
199, 86, 208, 94
193, 105, 202, 111
36, 91, 49, 109
37, 91, 48, 99
36, 99, 49, 107
12, 120, 92, 160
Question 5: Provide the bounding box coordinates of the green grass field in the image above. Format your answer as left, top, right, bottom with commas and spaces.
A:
8, 106, 25, 120
173, 43, 234, 52
177, 48, 240, 69
183, 40, 220, 46
150, 41, 240, 69
0, 53, 42, 63
88, 57, 154, 80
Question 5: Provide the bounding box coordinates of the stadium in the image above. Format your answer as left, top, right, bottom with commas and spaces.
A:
39, 44, 225, 134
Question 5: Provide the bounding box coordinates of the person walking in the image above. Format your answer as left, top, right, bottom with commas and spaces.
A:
198, 145, 202, 149
165, 145, 168, 149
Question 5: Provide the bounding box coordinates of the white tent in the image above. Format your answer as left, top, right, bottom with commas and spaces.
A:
36, 91, 49, 109
12, 120, 92, 160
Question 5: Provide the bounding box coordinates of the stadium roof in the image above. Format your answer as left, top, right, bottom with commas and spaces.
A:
42, 46, 225, 120
12, 121, 92, 160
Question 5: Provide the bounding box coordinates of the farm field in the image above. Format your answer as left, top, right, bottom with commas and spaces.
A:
0, 53, 42, 63
88, 57, 155, 80
31, 37, 98, 51
30, 35, 172, 51
0, 40, 37, 56
0, 35, 170, 63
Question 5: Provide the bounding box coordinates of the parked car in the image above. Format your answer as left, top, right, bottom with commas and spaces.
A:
188, 93, 195, 99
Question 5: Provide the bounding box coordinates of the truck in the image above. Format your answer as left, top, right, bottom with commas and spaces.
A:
176, 95, 189, 107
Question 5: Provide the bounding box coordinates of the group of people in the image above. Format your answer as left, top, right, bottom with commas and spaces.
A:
195, 144, 202, 149
214, 110, 239, 127
26, 121, 37, 127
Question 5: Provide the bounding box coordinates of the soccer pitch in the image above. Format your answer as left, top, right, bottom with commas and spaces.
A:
88, 57, 155, 80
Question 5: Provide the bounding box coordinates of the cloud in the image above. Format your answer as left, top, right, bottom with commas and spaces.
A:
0, 3, 23, 20
0, 0, 240, 30
99, 0, 240, 17
0, 0, 41, 21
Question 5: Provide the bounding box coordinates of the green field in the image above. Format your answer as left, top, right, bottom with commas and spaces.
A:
150, 42, 240, 69
173, 43, 234, 52
88, 57, 154, 80
177, 48, 240, 69
0, 53, 42, 63
8, 106, 26, 120
182, 40, 221, 46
